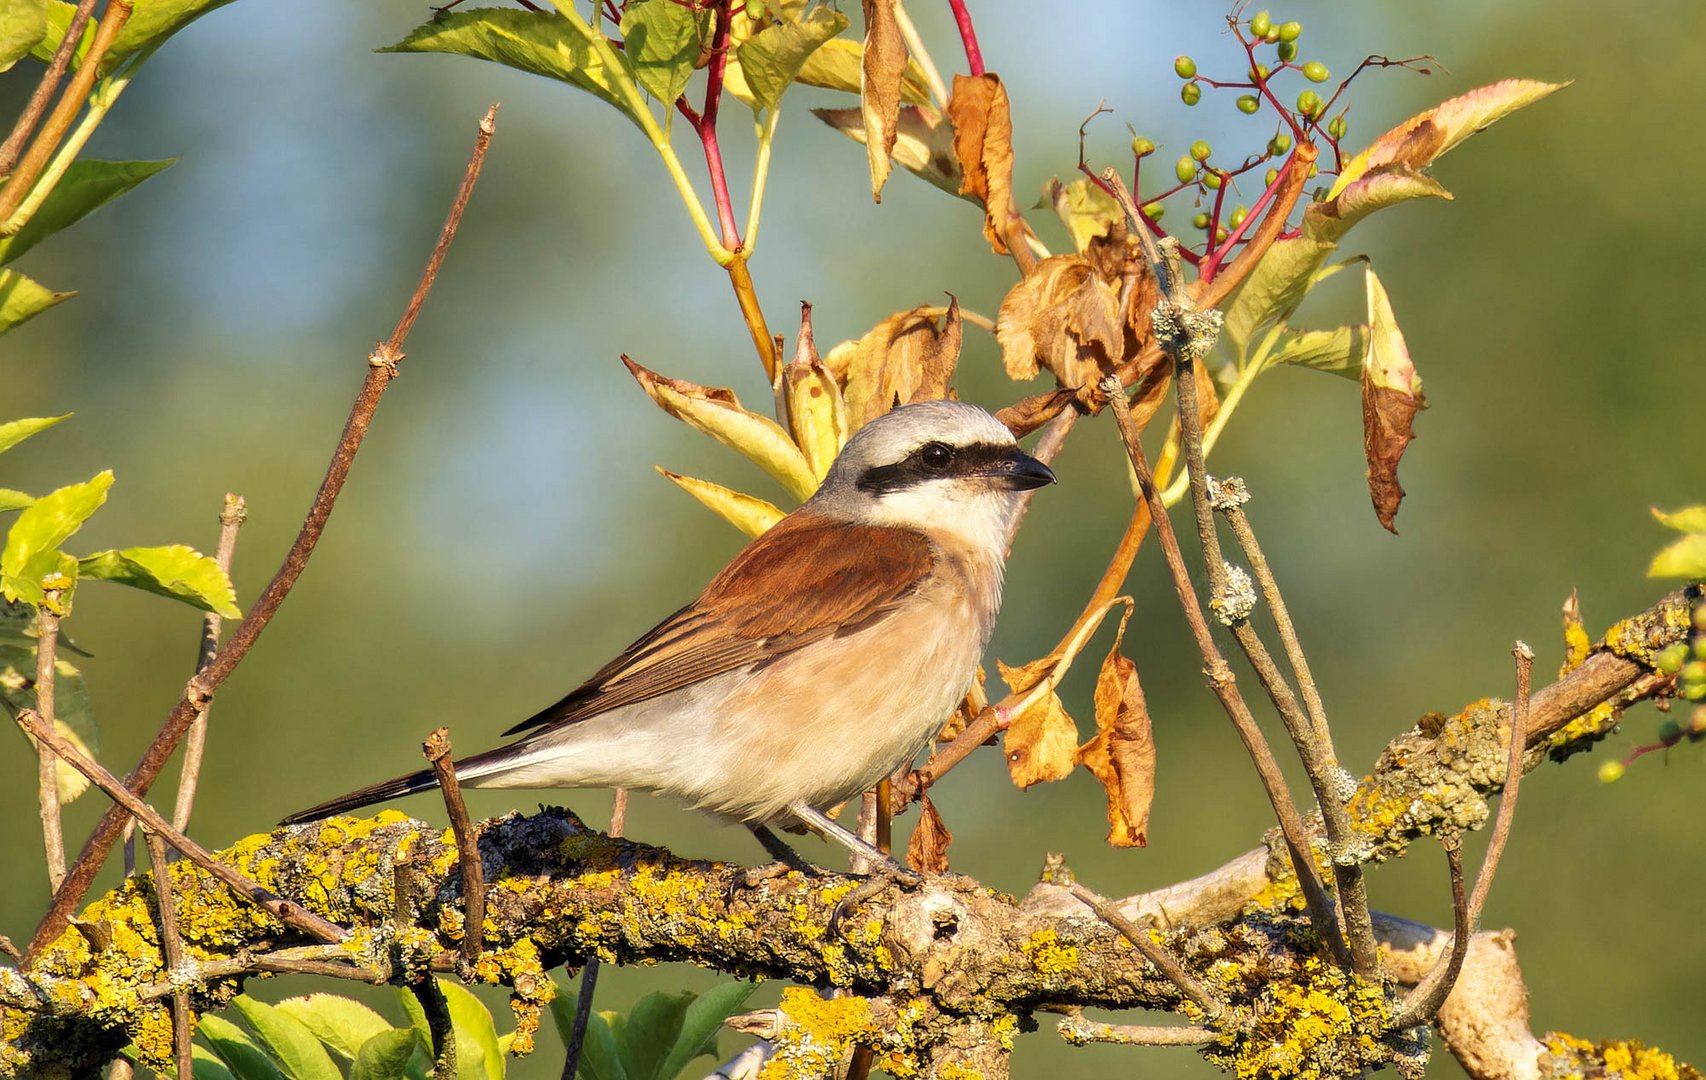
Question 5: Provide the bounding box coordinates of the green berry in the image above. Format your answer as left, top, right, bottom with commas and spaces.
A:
1658, 718, 1685, 743
1328, 115, 1347, 139
1681, 659, 1706, 686
1141, 201, 1164, 221
1237, 94, 1260, 114
1278, 20, 1302, 41
1269, 132, 1293, 154
1215, 225, 1229, 243
1190, 139, 1212, 161
1264, 167, 1279, 186
1193, 211, 1212, 230
1597, 760, 1625, 784
1310, 185, 1328, 202
1175, 55, 1198, 79
1249, 63, 1271, 82
1204, 171, 1223, 189
1249, 10, 1272, 38
1686, 681, 1706, 702
1131, 136, 1156, 158
1656, 642, 1690, 674
1693, 602, 1706, 632
1693, 635, 1706, 660
1297, 90, 1323, 117
1175, 155, 1199, 183
1181, 82, 1202, 106
1691, 706, 1706, 736
1303, 61, 1331, 83
1229, 205, 1248, 229
1276, 40, 1298, 62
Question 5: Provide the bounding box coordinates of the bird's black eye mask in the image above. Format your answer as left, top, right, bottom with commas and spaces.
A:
856, 441, 1027, 495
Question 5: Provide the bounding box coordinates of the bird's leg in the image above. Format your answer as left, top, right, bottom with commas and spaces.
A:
729, 823, 821, 897
786, 801, 924, 936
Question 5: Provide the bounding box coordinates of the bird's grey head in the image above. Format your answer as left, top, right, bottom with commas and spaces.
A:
809, 400, 1056, 552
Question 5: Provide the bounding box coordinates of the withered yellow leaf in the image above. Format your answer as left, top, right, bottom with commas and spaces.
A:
1360, 268, 1425, 533
825, 301, 963, 426
783, 304, 849, 481
1078, 607, 1155, 848
995, 254, 1122, 388
655, 468, 786, 538
947, 72, 1028, 256
1003, 686, 1078, 789
859, 0, 906, 201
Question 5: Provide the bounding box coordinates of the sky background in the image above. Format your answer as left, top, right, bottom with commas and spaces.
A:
2, 2, 1702, 1077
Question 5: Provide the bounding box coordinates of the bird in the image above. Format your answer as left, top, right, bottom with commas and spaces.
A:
282, 400, 1056, 872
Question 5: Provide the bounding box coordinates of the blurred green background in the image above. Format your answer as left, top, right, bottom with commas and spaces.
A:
2, 1, 1700, 1077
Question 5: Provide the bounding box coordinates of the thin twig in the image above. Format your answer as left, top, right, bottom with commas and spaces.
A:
142, 829, 193, 1080
139, 949, 388, 1001
1395, 643, 1534, 1026
562, 788, 626, 1080
0, 0, 131, 232
26, 104, 500, 961
31, 593, 67, 892
412, 974, 458, 1080
15, 708, 346, 945
1057, 1016, 1216, 1046
0, 936, 19, 964
424, 728, 485, 973
1068, 882, 1226, 1022
172, 493, 247, 831
0, 0, 100, 178
1101, 375, 1343, 962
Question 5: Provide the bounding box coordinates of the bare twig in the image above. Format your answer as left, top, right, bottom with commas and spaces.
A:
1057, 1015, 1216, 1046
1396, 832, 1469, 1028
562, 789, 627, 1080
412, 974, 458, 1080
141, 830, 193, 1080
15, 709, 346, 945
0, 0, 100, 177
1067, 882, 1226, 1022
1101, 375, 1341, 960
139, 948, 387, 1001
424, 728, 485, 973
0, 0, 132, 232
0, 935, 21, 964
26, 104, 500, 961
31, 594, 67, 892
172, 493, 247, 832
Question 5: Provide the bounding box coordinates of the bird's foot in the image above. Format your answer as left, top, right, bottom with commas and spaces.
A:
830, 857, 924, 939
727, 824, 824, 903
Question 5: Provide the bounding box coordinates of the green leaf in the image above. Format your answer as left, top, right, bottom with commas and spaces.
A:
617, 991, 693, 1080
228, 996, 343, 1080
1042, 176, 1121, 252
1649, 533, 1706, 580
1653, 506, 1706, 534
198, 1014, 288, 1080
655, 982, 757, 1080
398, 980, 504, 1080
189, 1040, 240, 1080
792, 37, 930, 104
79, 544, 240, 618
275, 995, 396, 1063
1268, 325, 1368, 379
1, 470, 110, 604
736, 6, 848, 109
0, 267, 75, 335
350, 1029, 423, 1080
0, 0, 47, 71
0, 489, 31, 512
548, 983, 625, 1080
1303, 164, 1451, 246
0, 159, 174, 266
618, 0, 709, 105
26, 0, 88, 67
30, 0, 238, 73
0, 414, 69, 455
382, 9, 646, 132
1221, 235, 1336, 361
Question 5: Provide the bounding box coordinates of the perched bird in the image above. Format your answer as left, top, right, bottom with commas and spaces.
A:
283, 400, 1055, 869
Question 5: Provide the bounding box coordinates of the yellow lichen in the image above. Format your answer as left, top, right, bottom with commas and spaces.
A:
1023, 928, 1079, 977
759, 988, 876, 1080
1204, 957, 1391, 1080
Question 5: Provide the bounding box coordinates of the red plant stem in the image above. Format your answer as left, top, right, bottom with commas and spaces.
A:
1080, 164, 1200, 267
1200, 154, 1289, 281
694, 0, 742, 250
946, 0, 984, 76
23, 105, 500, 962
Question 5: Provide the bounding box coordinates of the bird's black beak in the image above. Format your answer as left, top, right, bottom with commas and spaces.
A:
986, 447, 1057, 491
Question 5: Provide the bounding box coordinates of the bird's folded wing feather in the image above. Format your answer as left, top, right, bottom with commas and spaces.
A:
502, 513, 935, 736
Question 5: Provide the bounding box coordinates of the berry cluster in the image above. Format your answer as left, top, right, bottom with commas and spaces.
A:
1598, 598, 1706, 782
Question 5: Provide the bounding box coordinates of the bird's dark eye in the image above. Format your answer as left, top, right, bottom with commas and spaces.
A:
918, 441, 954, 469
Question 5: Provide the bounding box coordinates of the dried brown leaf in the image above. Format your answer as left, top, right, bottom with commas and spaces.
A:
1078, 606, 1155, 847
995, 255, 1122, 387
1361, 269, 1425, 533
947, 72, 1026, 255
859, 0, 906, 201
905, 792, 953, 873
812, 104, 963, 195
1003, 686, 1078, 789
825, 301, 963, 426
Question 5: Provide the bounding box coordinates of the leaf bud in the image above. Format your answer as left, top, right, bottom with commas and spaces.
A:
1303, 61, 1331, 83
1174, 55, 1198, 79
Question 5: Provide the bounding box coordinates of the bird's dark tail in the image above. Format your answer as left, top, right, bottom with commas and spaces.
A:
280, 768, 440, 825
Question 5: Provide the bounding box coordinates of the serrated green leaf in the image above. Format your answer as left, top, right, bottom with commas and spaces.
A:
0, 0, 47, 71
618, 991, 693, 1080
736, 6, 847, 109
1221, 235, 1336, 361
1303, 165, 1451, 246
1649, 533, 1706, 580
619, 0, 708, 105
0, 414, 69, 455
198, 1014, 288, 1080
1, 470, 110, 603
229, 996, 343, 1080
350, 1029, 422, 1080
0, 489, 31, 512
1653, 506, 1706, 534
275, 995, 396, 1063
382, 8, 646, 132
0, 159, 175, 266
1268, 325, 1368, 379
0, 267, 75, 335
655, 982, 757, 1080
79, 544, 240, 618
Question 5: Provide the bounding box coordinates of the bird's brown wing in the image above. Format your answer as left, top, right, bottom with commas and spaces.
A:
502, 512, 936, 736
